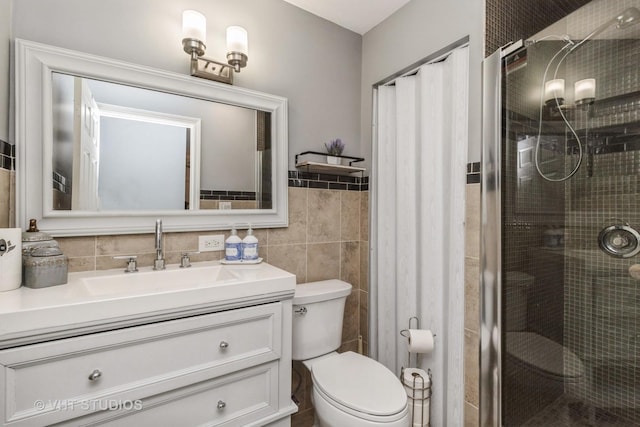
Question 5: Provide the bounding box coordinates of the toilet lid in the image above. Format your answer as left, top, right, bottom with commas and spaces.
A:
311, 351, 407, 416
506, 332, 584, 378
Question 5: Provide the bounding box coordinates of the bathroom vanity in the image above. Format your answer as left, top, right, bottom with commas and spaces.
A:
0, 262, 297, 426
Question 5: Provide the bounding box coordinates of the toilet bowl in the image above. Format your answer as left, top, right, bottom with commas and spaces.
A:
306, 351, 410, 427
505, 331, 584, 384
292, 280, 410, 427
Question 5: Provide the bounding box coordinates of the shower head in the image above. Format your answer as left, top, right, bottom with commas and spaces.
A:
569, 7, 640, 52
616, 7, 640, 29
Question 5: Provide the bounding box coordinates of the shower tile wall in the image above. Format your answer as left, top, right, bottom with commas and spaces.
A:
475, 0, 640, 425
498, 0, 640, 424
560, 1, 640, 417
485, 0, 591, 55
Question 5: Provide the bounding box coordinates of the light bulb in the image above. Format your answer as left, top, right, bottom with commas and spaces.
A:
182, 10, 206, 42
574, 78, 596, 105
226, 26, 248, 55
544, 79, 565, 105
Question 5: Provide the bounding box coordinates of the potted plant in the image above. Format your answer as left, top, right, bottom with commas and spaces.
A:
324, 138, 345, 165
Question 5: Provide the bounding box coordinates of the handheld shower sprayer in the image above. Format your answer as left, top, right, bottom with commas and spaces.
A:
534, 7, 640, 182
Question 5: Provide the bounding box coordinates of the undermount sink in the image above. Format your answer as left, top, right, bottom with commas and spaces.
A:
81, 264, 238, 296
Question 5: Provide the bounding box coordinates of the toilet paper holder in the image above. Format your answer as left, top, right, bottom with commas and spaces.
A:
400, 316, 436, 368
400, 317, 433, 426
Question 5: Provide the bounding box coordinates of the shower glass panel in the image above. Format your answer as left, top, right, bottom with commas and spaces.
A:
500, 2, 640, 425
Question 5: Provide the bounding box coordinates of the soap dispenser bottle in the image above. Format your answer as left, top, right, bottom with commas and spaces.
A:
225, 226, 242, 261
242, 225, 259, 261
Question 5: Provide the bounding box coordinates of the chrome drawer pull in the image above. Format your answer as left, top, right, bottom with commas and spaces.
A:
217, 400, 226, 409
88, 369, 102, 381
219, 341, 229, 349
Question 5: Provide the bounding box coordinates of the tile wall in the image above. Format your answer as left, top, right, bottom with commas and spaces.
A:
464, 172, 481, 427
0, 139, 14, 228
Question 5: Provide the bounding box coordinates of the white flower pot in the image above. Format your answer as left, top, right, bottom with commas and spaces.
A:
326, 155, 341, 165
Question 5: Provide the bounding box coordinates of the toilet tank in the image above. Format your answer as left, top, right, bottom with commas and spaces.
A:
292, 279, 352, 361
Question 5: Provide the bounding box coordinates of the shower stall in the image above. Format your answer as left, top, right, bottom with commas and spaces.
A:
481, 1, 640, 425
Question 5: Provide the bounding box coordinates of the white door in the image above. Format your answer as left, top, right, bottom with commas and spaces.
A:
71, 78, 100, 210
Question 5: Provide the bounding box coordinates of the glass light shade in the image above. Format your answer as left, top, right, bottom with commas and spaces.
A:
226, 26, 248, 55
574, 78, 596, 103
544, 79, 565, 104
182, 10, 206, 42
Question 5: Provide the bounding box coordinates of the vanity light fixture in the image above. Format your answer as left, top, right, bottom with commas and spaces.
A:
181, 10, 248, 85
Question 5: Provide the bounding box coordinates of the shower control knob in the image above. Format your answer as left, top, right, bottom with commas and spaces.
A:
612, 235, 628, 247
629, 264, 640, 280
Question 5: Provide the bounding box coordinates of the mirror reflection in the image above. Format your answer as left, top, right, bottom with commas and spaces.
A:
51, 73, 272, 212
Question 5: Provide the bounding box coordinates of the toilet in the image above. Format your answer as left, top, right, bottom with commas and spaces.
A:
292, 279, 410, 427
504, 272, 584, 388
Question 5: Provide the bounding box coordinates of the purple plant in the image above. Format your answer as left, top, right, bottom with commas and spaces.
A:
324, 138, 345, 156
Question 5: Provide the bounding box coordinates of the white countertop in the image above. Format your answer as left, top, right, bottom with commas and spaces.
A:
0, 261, 296, 348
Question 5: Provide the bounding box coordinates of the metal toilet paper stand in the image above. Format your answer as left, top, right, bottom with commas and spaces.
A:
400, 316, 432, 427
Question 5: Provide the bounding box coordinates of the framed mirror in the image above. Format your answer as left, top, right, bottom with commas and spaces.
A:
16, 39, 288, 236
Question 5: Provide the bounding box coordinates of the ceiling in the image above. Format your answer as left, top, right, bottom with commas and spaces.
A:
282, 0, 411, 35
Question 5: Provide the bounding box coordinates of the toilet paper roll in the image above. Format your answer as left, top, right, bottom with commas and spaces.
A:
402, 368, 431, 427
402, 368, 431, 392
407, 329, 434, 354
0, 228, 22, 292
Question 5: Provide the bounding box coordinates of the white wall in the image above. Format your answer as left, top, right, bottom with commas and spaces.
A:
9, 0, 363, 169
361, 0, 484, 164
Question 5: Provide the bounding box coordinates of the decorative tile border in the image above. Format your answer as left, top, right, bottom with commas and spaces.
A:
200, 190, 257, 201
53, 171, 69, 193
0, 140, 14, 171
288, 170, 368, 191
467, 162, 480, 184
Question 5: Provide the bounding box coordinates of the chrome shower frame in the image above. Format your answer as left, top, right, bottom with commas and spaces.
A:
480, 40, 522, 427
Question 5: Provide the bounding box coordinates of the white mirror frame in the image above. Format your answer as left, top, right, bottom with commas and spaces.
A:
15, 39, 288, 236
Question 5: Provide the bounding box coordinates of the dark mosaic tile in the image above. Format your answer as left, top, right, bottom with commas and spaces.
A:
289, 179, 308, 188
308, 181, 328, 189
467, 173, 480, 184
329, 182, 348, 190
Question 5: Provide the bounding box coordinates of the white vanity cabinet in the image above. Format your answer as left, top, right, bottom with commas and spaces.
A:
0, 262, 297, 427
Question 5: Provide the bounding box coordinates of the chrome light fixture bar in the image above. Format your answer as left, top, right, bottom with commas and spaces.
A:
181, 10, 248, 85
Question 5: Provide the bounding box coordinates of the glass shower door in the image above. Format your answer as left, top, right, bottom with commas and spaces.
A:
499, 1, 640, 425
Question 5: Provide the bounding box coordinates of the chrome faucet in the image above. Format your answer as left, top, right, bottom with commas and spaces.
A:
153, 219, 165, 270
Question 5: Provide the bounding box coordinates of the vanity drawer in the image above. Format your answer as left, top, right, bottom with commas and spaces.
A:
0, 303, 282, 425
73, 362, 280, 427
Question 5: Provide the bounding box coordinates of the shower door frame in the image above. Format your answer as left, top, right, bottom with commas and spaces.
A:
480, 41, 523, 427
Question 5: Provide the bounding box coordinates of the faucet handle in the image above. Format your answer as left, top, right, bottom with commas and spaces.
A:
180, 251, 200, 268
113, 255, 138, 273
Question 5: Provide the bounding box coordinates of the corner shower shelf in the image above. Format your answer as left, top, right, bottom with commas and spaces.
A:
295, 151, 366, 176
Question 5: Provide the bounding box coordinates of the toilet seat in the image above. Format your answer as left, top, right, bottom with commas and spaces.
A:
311, 351, 408, 421
506, 332, 584, 381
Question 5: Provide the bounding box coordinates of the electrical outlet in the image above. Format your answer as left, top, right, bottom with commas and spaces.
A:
199, 234, 225, 252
